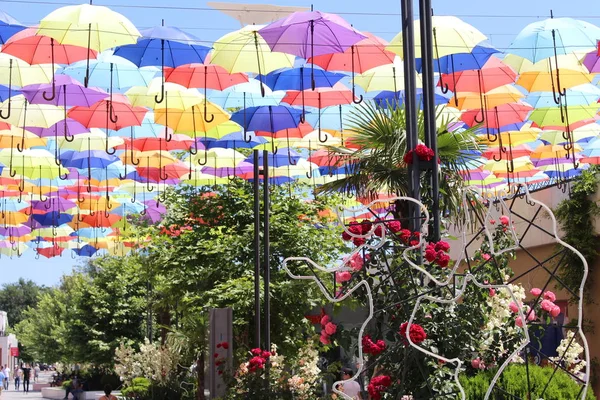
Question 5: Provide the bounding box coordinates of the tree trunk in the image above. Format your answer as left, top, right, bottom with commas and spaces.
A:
158, 307, 171, 345
196, 352, 205, 400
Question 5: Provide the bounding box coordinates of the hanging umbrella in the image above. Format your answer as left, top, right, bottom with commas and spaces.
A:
125, 79, 205, 110
58, 50, 158, 91
440, 57, 517, 93
455, 85, 524, 111
191, 148, 245, 168
0, 125, 46, 149
582, 50, 600, 73
209, 79, 285, 109
0, 10, 25, 44
58, 129, 124, 152
153, 101, 229, 136
354, 57, 422, 93
528, 105, 599, 127
21, 75, 108, 107
416, 41, 499, 73
36, 244, 65, 258
164, 63, 248, 92
68, 94, 148, 131
373, 88, 450, 109
230, 105, 303, 134
37, 3, 141, 87
461, 103, 533, 128
210, 25, 295, 95
282, 83, 355, 108
0, 95, 65, 128
524, 84, 600, 108
255, 121, 313, 139
517, 69, 593, 92
387, 15, 486, 59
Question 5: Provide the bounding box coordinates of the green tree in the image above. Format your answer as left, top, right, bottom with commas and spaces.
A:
0, 278, 47, 327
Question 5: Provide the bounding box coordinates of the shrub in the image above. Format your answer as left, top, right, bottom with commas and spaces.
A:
460, 364, 595, 400
121, 377, 151, 400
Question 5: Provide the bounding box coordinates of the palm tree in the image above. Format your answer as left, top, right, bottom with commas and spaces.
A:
317, 101, 483, 224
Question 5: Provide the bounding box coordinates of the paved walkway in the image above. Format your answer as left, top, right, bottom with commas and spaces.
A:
1, 371, 52, 400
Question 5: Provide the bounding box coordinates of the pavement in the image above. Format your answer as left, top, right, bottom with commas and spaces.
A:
0, 371, 52, 400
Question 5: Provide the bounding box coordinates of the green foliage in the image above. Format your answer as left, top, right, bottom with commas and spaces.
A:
460, 364, 596, 400
0, 278, 47, 327
121, 377, 151, 399
317, 101, 482, 224
553, 166, 600, 302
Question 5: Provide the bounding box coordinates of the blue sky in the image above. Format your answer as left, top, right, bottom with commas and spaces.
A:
0, 0, 595, 286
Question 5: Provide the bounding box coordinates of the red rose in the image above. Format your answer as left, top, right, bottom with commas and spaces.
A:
353, 237, 366, 247
324, 322, 337, 335
341, 231, 352, 241
251, 348, 262, 356
434, 241, 450, 252
415, 144, 434, 161
220, 342, 229, 350
436, 253, 450, 268
367, 375, 392, 400
360, 219, 373, 234
424, 248, 437, 262
399, 322, 427, 345
261, 351, 271, 359
403, 150, 414, 165
387, 220, 401, 233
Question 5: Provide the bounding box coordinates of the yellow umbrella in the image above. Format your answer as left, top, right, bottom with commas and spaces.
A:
483, 157, 535, 174
0, 125, 47, 149
288, 130, 342, 148
271, 159, 318, 178
0, 95, 64, 128
126, 79, 205, 110
530, 144, 582, 159
191, 148, 244, 168
204, 120, 242, 139
503, 53, 589, 74
0, 54, 55, 87
182, 169, 229, 186
154, 102, 229, 134
517, 70, 593, 92
355, 57, 422, 93
129, 150, 179, 168
539, 129, 596, 145
210, 25, 295, 74
387, 16, 486, 59
0, 212, 29, 226
37, 4, 140, 52
455, 85, 525, 111
481, 129, 540, 147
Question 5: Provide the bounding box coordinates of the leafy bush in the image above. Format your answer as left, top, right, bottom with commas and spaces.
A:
460, 364, 595, 400
61, 379, 71, 389
121, 377, 151, 400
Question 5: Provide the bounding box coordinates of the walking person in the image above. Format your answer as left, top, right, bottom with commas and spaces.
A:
13, 366, 21, 391
2, 365, 8, 391
99, 384, 118, 400
0, 369, 5, 397
339, 368, 363, 400
33, 364, 40, 383
21, 364, 31, 393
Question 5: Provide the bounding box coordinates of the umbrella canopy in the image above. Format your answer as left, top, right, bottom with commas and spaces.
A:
282, 83, 355, 108
387, 16, 487, 58
210, 25, 295, 74
3, 27, 98, 65
440, 57, 517, 93
455, 85, 524, 111
208, 79, 285, 108
529, 105, 600, 127
113, 25, 210, 67
0, 11, 25, 45
260, 66, 346, 91
355, 57, 422, 93
125, 79, 205, 110
259, 11, 366, 58
37, 4, 141, 52
309, 32, 395, 73
68, 94, 148, 130
230, 105, 303, 133
21, 75, 108, 107
0, 95, 65, 128
153, 101, 229, 134
417, 42, 499, 73
0, 54, 56, 87
461, 102, 533, 128
507, 18, 600, 63
164, 63, 248, 90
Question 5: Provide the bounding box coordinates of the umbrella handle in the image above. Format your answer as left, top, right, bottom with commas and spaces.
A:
0, 60, 12, 120
146, 180, 154, 192
63, 112, 74, 142
44, 198, 52, 210
318, 127, 327, 143
160, 166, 169, 181
203, 101, 214, 123
155, 40, 166, 104
109, 103, 119, 124
59, 169, 68, 180
140, 206, 147, 216
473, 111, 485, 124
306, 168, 313, 179
42, 39, 57, 101
243, 130, 253, 144
104, 209, 111, 218
197, 150, 208, 165
71, 250, 76, 259
299, 113, 306, 124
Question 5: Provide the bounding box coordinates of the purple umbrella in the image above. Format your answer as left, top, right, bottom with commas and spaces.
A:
141, 200, 166, 223
0, 225, 31, 237
259, 11, 365, 90
583, 50, 600, 73
32, 197, 77, 213
201, 161, 254, 178
26, 118, 89, 138
21, 75, 108, 107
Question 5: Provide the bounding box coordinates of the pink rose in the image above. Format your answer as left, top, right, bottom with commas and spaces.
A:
500, 215, 510, 225
482, 253, 491, 261
515, 316, 524, 328
336, 271, 352, 282
489, 288, 496, 297
550, 305, 561, 318
540, 299, 554, 312
348, 253, 364, 271
526, 307, 536, 322
543, 290, 556, 302
530, 288, 542, 297
324, 322, 337, 335
320, 315, 330, 326
320, 332, 331, 345
489, 219, 496, 224
509, 302, 519, 313
424, 248, 437, 262
471, 358, 481, 369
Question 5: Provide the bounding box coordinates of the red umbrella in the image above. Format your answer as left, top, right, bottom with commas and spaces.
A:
282, 83, 355, 108
308, 148, 344, 166
309, 33, 395, 102
80, 212, 122, 228
68, 94, 147, 131
164, 63, 248, 90
136, 161, 190, 182
2, 27, 97, 65
36, 244, 64, 258
439, 57, 517, 93
461, 103, 533, 129
124, 136, 194, 152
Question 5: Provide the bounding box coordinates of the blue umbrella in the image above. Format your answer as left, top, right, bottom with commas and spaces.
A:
60, 150, 119, 169
304, 104, 353, 131
203, 131, 268, 149
114, 25, 211, 104
244, 150, 302, 168
0, 11, 25, 44
231, 106, 303, 137
0, 85, 21, 102
416, 42, 499, 74
58, 51, 158, 91
208, 79, 285, 109
73, 244, 98, 257
525, 84, 600, 108
32, 212, 73, 227
260, 67, 346, 91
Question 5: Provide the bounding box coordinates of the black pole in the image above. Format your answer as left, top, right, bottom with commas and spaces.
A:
262, 150, 270, 353
418, 0, 440, 241
253, 150, 261, 348
401, 0, 421, 231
